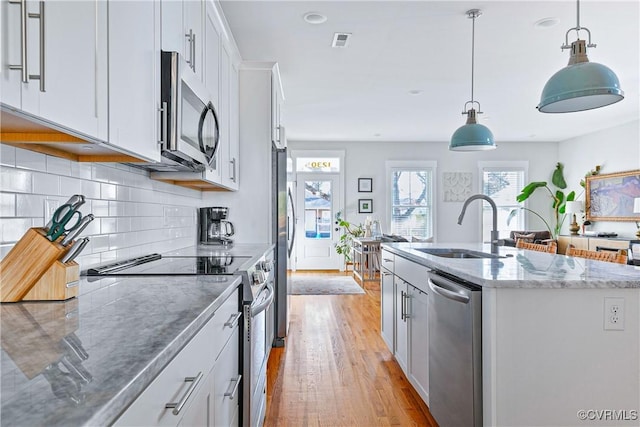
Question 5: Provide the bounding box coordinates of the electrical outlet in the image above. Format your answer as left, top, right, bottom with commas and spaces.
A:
44, 199, 60, 225
604, 297, 625, 331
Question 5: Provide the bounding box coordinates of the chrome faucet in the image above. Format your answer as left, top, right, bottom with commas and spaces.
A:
458, 194, 501, 254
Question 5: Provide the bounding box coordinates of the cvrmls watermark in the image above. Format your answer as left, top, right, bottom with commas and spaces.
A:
577, 409, 638, 421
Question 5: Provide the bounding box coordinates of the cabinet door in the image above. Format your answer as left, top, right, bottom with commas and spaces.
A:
1, 0, 22, 108
178, 373, 212, 427
204, 0, 221, 106
270, 72, 283, 147
183, 0, 204, 81
380, 268, 394, 351
108, 0, 161, 162
408, 285, 429, 405
161, 0, 184, 54
217, 42, 230, 186
33, 0, 107, 139
394, 278, 408, 373
212, 326, 240, 427
227, 61, 240, 189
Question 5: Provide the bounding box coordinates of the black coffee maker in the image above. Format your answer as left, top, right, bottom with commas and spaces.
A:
199, 207, 235, 245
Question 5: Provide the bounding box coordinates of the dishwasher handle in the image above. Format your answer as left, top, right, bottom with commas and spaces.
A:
428, 274, 471, 304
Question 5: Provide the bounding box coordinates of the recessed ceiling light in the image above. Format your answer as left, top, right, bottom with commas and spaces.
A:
303, 12, 327, 25
534, 17, 559, 29
409, 90, 423, 95
374, 133, 381, 137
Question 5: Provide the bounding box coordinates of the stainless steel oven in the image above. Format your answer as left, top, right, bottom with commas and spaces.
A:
159, 51, 219, 171
242, 253, 275, 427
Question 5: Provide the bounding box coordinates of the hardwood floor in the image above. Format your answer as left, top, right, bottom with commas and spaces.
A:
265, 272, 437, 426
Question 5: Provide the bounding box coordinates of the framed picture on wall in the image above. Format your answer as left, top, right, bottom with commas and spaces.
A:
585, 169, 640, 221
358, 199, 373, 213
358, 178, 373, 192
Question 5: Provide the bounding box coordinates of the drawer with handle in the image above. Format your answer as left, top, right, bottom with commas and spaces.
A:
381, 250, 395, 273
114, 286, 240, 427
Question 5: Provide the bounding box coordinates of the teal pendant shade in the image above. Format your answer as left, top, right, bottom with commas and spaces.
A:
450, 110, 496, 151
537, 61, 624, 113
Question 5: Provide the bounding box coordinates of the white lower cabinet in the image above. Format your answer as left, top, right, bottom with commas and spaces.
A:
394, 278, 409, 374
115, 287, 241, 427
383, 252, 430, 407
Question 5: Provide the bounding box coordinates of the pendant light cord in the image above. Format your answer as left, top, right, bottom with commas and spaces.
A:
470, 12, 475, 104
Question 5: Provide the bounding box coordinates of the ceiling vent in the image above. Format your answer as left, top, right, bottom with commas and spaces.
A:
332, 33, 351, 48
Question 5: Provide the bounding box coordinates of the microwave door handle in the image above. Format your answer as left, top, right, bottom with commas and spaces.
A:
197, 101, 220, 168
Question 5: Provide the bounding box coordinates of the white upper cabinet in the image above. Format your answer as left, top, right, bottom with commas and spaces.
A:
271, 66, 285, 148
108, 0, 161, 163
204, 0, 221, 107
162, 0, 204, 82
0, 0, 108, 140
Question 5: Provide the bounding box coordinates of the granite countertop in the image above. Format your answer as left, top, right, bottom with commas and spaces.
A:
382, 242, 640, 288
0, 273, 242, 426
162, 243, 274, 259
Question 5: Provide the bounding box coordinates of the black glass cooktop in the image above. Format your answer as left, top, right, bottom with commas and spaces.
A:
86, 254, 252, 276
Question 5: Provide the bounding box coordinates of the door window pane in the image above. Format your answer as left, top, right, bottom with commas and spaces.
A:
304, 180, 332, 239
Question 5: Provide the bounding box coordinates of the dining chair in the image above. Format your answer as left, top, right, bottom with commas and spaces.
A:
516, 239, 558, 254
565, 244, 628, 264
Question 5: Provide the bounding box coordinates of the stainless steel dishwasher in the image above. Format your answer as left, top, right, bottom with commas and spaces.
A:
427, 271, 482, 427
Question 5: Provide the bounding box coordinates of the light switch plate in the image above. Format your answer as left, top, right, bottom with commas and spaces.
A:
44, 199, 60, 226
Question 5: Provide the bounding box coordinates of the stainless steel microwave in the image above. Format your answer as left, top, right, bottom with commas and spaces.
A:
159, 51, 219, 171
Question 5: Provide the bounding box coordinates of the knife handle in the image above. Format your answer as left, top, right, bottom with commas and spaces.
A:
61, 214, 94, 246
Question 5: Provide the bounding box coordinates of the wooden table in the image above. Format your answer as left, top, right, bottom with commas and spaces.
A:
352, 238, 381, 283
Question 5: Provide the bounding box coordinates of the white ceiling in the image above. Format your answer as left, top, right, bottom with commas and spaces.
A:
220, 0, 640, 143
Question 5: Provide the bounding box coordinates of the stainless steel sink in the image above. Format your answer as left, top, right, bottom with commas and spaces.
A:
415, 248, 505, 259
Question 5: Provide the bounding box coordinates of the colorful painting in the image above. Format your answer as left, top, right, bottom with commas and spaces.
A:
586, 170, 640, 221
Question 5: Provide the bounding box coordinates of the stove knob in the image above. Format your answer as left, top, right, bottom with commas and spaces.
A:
260, 260, 272, 272
252, 270, 265, 285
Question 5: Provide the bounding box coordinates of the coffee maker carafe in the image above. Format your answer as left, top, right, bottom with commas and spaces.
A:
199, 207, 235, 245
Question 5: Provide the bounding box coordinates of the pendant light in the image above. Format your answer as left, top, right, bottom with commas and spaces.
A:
450, 9, 496, 151
537, 0, 624, 113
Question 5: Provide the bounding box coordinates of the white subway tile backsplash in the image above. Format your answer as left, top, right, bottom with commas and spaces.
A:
1, 145, 16, 167
91, 200, 109, 217
116, 217, 131, 233
101, 183, 117, 200
0, 193, 16, 216
46, 156, 72, 176
101, 218, 117, 234
71, 162, 93, 180
16, 194, 45, 217
1, 167, 32, 193
15, 149, 47, 172
33, 172, 60, 195
1, 149, 201, 267
2, 218, 32, 242
81, 180, 101, 199
60, 176, 83, 196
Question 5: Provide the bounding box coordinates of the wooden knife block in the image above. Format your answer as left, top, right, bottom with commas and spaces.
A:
0, 228, 77, 302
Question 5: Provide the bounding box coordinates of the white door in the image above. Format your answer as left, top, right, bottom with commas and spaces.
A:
294, 174, 341, 270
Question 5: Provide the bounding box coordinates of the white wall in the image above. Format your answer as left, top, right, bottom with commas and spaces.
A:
0, 145, 202, 269
559, 120, 640, 238
288, 140, 558, 243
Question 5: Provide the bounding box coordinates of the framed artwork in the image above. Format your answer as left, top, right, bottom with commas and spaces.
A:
358, 178, 373, 192
358, 199, 373, 213
585, 169, 640, 221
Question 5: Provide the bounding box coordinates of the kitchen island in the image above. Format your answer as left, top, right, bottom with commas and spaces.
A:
0, 253, 250, 426
383, 242, 640, 427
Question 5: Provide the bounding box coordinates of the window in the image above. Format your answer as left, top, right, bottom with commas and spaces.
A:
388, 162, 435, 240
479, 162, 528, 242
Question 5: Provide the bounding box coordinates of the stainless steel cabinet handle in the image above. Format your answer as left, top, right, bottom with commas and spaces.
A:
8, 0, 28, 82
230, 158, 236, 182
404, 291, 411, 320
400, 290, 406, 321
224, 374, 242, 400
224, 312, 242, 328
165, 371, 203, 415
191, 32, 196, 72
383, 258, 394, 263
27, 1, 45, 91
7, 0, 27, 80
185, 29, 194, 70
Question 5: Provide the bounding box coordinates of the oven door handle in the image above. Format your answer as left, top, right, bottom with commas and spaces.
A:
251, 283, 274, 317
